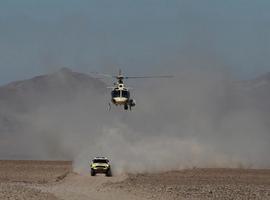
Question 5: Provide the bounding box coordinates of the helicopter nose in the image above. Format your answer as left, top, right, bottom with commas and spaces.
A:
112, 97, 128, 104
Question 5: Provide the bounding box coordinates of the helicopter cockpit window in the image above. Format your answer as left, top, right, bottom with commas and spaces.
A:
122, 90, 130, 98
111, 90, 120, 98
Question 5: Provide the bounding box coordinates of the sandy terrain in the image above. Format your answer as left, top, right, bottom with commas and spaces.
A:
0, 160, 72, 183
0, 160, 71, 200
0, 160, 270, 200
112, 169, 270, 200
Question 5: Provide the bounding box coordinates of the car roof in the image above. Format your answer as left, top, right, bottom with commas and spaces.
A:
93, 157, 109, 160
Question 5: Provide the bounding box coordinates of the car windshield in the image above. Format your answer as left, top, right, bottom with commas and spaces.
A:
93, 159, 108, 163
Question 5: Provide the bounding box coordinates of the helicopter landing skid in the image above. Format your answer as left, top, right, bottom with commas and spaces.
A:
108, 102, 134, 111
108, 103, 111, 111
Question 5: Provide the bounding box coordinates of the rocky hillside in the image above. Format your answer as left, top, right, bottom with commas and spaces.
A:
0, 69, 269, 160
0, 68, 106, 135
0, 68, 106, 112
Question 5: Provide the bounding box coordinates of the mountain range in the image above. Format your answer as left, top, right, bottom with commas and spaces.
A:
0, 68, 106, 135
0, 68, 269, 160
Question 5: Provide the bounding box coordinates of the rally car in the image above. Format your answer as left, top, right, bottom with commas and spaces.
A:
90, 157, 112, 177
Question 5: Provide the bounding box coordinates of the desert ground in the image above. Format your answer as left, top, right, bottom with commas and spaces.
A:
0, 160, 270, 200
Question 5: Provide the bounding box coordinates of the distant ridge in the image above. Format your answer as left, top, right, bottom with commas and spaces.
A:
0, 68, 105, 107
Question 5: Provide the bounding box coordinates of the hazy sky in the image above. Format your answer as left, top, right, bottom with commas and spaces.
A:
0, 0, 270, 84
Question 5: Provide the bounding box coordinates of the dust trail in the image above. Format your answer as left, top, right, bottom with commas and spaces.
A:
74, 69, 270, 174
1, 68, 269, 174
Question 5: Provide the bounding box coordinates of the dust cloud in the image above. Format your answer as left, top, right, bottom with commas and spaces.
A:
0, 67, 269, 174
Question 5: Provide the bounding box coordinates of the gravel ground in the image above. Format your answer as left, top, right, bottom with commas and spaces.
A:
111, 168, 270, 200
0, 160, 71, 200
0, 160, 72, 183
1, 161, 270, 200
0, 183, 58, 200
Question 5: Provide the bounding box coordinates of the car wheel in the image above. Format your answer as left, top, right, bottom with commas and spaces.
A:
91, 169, 96, 176
106, 169, 112, 177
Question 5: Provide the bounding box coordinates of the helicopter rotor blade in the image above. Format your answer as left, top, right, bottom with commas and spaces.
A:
123, 75, 173, 79
89, 72, 116, 78
89, 71, 173, 80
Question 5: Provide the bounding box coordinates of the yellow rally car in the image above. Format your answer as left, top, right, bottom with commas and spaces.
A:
90, 157, 112, 177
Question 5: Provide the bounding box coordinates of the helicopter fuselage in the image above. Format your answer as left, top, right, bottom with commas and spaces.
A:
111, 95, 129, 105
91, 69, 172, 111
111, 84, 129, 105
92, 69, 171, 110
110, 83, 135, 110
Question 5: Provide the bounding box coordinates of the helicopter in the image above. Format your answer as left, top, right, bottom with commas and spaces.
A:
92, 70, 173, 111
